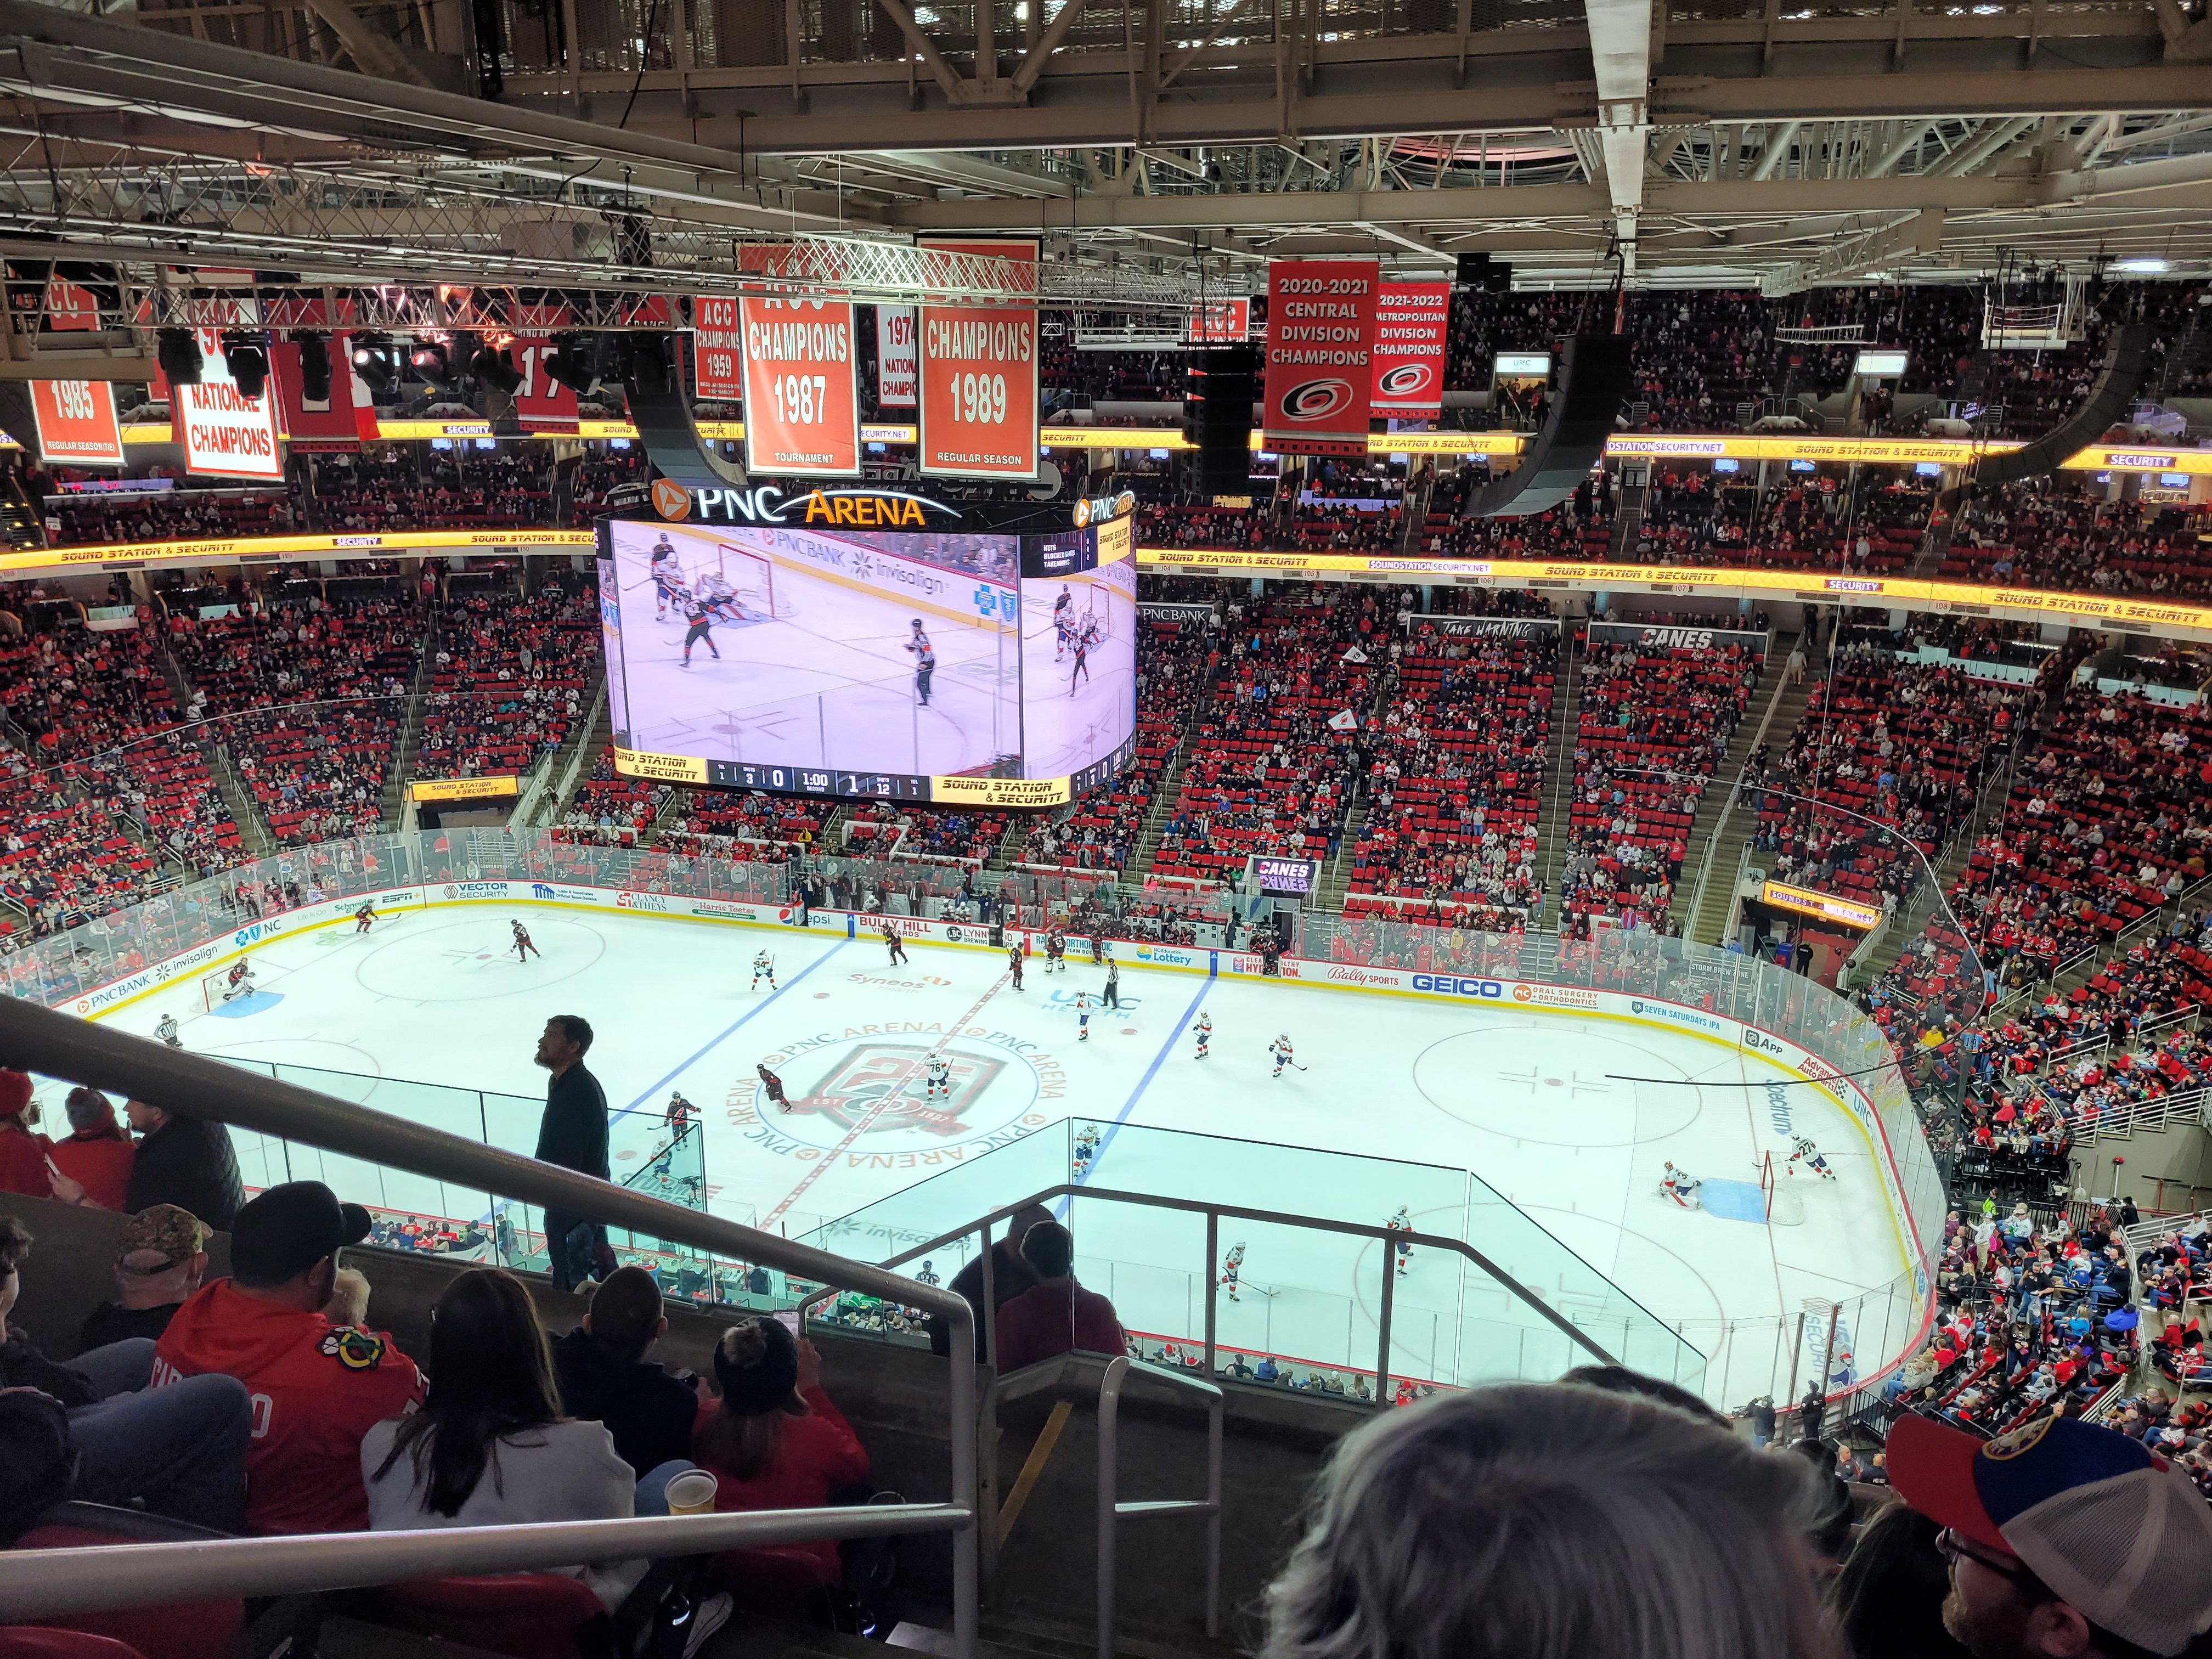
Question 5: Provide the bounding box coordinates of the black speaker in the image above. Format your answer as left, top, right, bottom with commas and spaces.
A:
1969, 323, 2152, 490
1186, 345, 1257, 495
1456, 251, 1510, 293
619, 331, 754, 492
1465, 334, 1633, 519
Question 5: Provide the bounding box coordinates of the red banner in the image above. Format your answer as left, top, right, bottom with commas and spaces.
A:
511, 336, 579, 434
177, 329, 283, 481
29, 380, 124, 465
741, 294, 860, 477
1188, 298, 1250, 344
1262, 258, 1379, 457
917, 238, 1039, 479
693, 296, 743, 402
1369, 283, 1450, 416
270, 339, 361, 452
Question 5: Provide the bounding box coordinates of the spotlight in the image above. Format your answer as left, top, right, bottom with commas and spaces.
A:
470, 340, 522, 396
541, 332, 600, 396
221, 331, 270, 401
155, 327, 203, 388
408, 337, 454, 387
351, 331, 396, 391
292, 331, 332, 403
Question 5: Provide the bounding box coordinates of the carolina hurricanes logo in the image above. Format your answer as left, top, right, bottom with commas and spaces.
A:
1281, 379, 1354, 422
1378, 364, 1435, 398
781, 1042, 1007, 1137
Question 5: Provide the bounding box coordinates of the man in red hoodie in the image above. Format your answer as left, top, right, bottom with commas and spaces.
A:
153, 1181, 424, 1534
994, 1220, 1126, 1373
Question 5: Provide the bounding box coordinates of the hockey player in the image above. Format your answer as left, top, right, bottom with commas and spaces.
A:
511, 920, 540, 962
650, 533, 683, 617
1660, 1161, 1703, 1209
757, 1062, 791, 1113
1045, 926, 1066, 973
1052, 583, 1074, 660
154, 1012, 181, 1049
1007, 941, 1025, 989
220, 959, 257, 1002
1787, 1135, 1838, 1180
1089, 931, 1104, 967
1192, 1011, 1212, 1060
697, 566, 745, 623
354, 900, 377, 934
924, 1052, 952, 1102
1069, 617, 1101, 696
904, 619, 937, 708
1385, 1207, 1413, 1277
751, 949, 777, 992
678, 589, 722, 667
884, 924, 908, 967
665, 1093, 696, 1135
1072, 1124, 1102, 1178
1220, 1242, 1246, 1303
1268, 1034, 1299, 1077
1075, 993, 1092, 1041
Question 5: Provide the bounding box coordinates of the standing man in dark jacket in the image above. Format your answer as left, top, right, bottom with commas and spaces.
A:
124, 1098, 244, 1231
533, 1014, 608, 1293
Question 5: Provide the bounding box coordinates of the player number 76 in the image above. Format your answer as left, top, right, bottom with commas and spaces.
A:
771, 374, 828, 425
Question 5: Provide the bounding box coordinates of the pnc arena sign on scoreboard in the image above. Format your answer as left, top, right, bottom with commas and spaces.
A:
917, 238, 1039, 479
1263, 258, 1379, 458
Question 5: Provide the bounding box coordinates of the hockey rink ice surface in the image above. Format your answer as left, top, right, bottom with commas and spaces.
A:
99, 910, 1914, 1400
610, 534, 1021, 776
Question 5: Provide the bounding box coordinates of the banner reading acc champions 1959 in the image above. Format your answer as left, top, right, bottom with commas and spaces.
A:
1370, 283, 1449, 416
917, 238, 1039, 479
1263, 258, 1380, 457
737, 249, 860, 477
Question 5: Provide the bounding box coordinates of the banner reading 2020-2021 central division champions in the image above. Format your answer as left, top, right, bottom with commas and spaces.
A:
1262, 258, 1379, 458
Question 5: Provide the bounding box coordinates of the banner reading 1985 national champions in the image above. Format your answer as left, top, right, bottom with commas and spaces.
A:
1263, 258, 1379, 458
917, 238, 1039, 479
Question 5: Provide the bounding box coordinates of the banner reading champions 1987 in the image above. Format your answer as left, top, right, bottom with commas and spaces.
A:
1262, 257, 1380, 458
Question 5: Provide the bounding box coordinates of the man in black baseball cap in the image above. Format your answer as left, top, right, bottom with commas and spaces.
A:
154, 1182, 423, 1534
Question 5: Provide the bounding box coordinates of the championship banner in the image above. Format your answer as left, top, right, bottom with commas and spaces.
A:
875, 307, 917, 409
177, 330, 284, 481
693, 296, 744, 402
29, 380, 124, 465
740, 281, 860, 477
1262, 258, 1379, 457
1370, 283, 1449, 415
269, 340, 362, 452
917, 239, 1039, 479
1189, 298, 1251, 344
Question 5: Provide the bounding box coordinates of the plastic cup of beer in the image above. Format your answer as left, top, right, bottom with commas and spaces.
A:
666, 1470, 719, 1515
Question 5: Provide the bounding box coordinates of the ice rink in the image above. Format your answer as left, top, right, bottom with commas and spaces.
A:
99, 907, 1916, 1401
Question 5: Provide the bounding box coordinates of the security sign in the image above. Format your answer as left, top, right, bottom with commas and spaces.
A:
1263, 258, 1379, 457
1370, 283, 1449, 416
917, 238, 1039, 479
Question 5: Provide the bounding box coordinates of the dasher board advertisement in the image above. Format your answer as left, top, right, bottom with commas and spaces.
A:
30, 379, 124, 465
597, 512, 1134, 802
1262, 258, 1379, 457
740, 294, 861, 477
917, 238, 1039, 479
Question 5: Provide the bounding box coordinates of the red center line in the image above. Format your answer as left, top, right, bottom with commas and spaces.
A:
759, 967, 1016, 1233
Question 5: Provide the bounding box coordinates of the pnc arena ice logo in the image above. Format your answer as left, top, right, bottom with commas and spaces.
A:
781, 1042, 1007, 1138
1280, 380, 1356, 423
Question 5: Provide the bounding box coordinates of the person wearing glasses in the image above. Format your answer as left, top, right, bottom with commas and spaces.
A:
1887, 1411, 2212, 1659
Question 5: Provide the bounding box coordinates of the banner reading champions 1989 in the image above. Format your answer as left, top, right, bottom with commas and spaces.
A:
594, 503, 1136, 808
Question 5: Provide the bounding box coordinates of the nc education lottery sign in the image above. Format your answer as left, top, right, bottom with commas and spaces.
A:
29, 379, 124, 465
1263, 258, 1379, 458
1370, 283, 1449, 415
177, 330, 283, 480
741, 293, 860, 477
917, 238, 1039, 479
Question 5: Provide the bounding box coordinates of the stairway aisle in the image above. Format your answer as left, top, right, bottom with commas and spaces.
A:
1606, 481, 1647, 558
1533, 630, 1581, 911
1683, 634, 1816, 945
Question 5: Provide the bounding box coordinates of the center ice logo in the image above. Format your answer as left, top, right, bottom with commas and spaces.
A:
783, 1042, 1006, 1138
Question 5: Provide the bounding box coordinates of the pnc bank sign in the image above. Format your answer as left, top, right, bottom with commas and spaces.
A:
651, 476, 958, 529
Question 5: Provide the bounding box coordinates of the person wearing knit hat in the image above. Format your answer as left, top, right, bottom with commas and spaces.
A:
0, 1069, 53, 1199
690, 1316, 870, 1589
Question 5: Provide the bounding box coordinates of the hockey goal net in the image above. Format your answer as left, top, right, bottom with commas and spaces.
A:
200, 967, 255, 1012
714, 544, 780, 619
1758, 1152, 1807, 1226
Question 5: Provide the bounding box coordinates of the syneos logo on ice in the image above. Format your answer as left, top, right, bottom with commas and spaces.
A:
1413, 974, 1504, 999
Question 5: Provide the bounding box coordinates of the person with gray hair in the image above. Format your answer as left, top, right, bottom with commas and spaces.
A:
1260, 1380, 1833, 1659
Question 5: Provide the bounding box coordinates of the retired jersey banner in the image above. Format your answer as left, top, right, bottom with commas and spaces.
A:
741, 294, 860, 476
1370, 283, 1449, 416
30, 379, 124, 465
269, 340, 361, 453
178, 330, 284, 480
875, 307, 917, 409
693, 296, 743, 402
511, 336, 579, 435
917, 239, 1038, 479
1263, 258, 1379, 457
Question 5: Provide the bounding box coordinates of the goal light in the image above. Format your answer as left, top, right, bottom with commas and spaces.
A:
220, 331, 270, 400
155, 327, 203, 387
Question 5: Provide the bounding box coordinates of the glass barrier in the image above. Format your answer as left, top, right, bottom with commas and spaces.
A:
8, 827, 1951, 1403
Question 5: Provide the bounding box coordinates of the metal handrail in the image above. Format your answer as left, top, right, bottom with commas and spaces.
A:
1097, 1356, 1222, 1659
799, 1181, 1629, 1390
0, 1504, 958, 1622
0, 996, 979, 1645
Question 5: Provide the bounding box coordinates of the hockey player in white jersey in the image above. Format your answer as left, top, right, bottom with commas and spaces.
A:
1660, 1162, 1703, 1208
751, 950, 777, 992
1385, 1206, 1413, 1276
1269, 1034, 1302, 1077
924, 1053, 952, 1102
1191, 1011, 1212, 1060
1787, 1135, 1837, 1180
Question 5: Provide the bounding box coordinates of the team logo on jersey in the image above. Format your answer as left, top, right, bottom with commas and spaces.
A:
783, 1042, 1006, 1138
319, 1327, 388, 1371
1983, 1415, 2058, 1461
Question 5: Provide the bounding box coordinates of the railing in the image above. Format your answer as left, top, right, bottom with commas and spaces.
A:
1096, 1357, 1221, 1659
0, 997, 980, 1641
2072, 1086, 2212, 1146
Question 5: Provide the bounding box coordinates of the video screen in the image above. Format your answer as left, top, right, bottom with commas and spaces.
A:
598, 514, 1136, 802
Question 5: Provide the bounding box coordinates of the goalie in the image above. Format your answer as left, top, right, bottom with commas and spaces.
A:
1659, 1161, 1703, 1209
218, 959, 258, 1003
